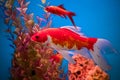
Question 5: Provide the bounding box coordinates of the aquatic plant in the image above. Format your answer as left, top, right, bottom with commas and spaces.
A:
1, 0, 110, 80
68, 54, 109, 80
3, 0, 66, 80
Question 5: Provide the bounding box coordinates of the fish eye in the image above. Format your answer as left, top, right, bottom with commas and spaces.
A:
35, 36, 39, 39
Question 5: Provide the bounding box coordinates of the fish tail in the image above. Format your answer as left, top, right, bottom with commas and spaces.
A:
88, 38, 118, 70
67, 12, 77, 30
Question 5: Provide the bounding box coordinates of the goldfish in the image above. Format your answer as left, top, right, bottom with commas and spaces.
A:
31, 26, 117, 70
44, 5, 77, 29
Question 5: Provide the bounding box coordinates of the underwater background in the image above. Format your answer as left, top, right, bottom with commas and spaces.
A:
0, 0, 120, 80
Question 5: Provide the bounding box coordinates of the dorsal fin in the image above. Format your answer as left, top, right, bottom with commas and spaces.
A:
58, 4, 66, 10
60, 26, 87, 38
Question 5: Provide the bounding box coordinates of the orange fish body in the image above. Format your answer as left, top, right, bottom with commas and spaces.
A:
44, 5, 76, 29
31, 27, 96, 50
31, 26, 117, 70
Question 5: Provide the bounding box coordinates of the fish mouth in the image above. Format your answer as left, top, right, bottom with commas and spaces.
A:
38, 4, 47, 12
44, 9, 48, 12
30, 36, 39, 43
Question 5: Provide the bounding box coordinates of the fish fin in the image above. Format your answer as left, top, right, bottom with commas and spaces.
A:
67, 12, 77, 29
89, 39, 118, 70
74, 47, 92, 59
50, 42, 76, 64
58, 4, 66, 10
95, 39, 118, 54
57, 50, 76, 64
61, 26, 81, 32
60, 26, 87, 38
90, 47, 111, 71
59, 14, 67, 18
63, 15, 67, 18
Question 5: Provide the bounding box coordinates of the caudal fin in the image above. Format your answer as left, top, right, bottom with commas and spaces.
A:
89, 39, 118, 71
67, 12, 77, 30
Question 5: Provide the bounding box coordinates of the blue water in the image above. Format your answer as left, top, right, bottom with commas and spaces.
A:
0, 0, 120, 80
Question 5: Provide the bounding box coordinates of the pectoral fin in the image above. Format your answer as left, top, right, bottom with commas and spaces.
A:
58, 4, 66, 10
57, 50, 76, 64
74, 47, 92, 59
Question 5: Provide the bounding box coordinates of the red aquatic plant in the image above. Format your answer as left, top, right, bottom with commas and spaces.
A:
3, 0, 66, 80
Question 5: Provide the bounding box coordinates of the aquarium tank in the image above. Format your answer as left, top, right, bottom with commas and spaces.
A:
0, 0, 120, 80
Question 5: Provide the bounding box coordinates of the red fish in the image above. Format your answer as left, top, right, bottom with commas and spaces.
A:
31, 26, 117, 70
44, 5, 77, 29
